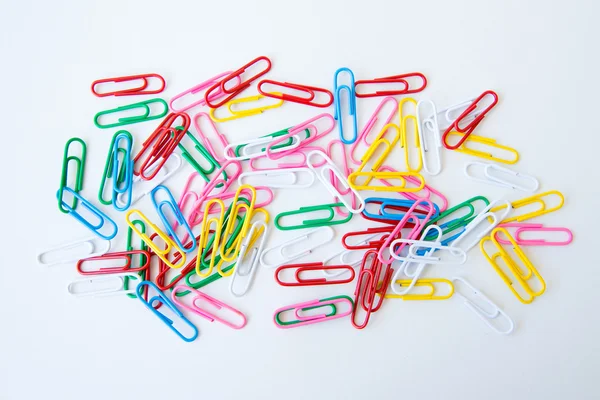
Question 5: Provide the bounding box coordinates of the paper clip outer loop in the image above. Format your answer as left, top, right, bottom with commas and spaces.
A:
76, 250, 151, 275
274, 202, 352, 230
94, 99, 168, 129
354, 72, 427, 98
258, 79, 333, 107
491, 191, 565, 223
274, 296, 353, 329
275, 262, 355, 286
91, 73, 165, 97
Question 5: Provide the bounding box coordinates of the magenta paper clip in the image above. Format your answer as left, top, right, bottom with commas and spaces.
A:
496, 223, 573, 246
273, 296, 353, 329
350, 97, 398, 165
169, 72, 241, 113
378, 198, 436, 265
193, 112, 233, 162
379, 165, 448, 212
172, 285, 247, 329
265, 114, 336, 160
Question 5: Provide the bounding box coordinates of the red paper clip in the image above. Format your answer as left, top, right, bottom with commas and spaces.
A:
442, 90, 499, 150
275, 262, 355, 286
359, 250, 392, 312
133, 112, 190, 180
257, 79, 334, 107
155, 235, 200, 291
91, 73, 166, 97
342, 227, 395, 250
204, 56, 272, 109
354, 72, 427, 98
77, 250, 151, 275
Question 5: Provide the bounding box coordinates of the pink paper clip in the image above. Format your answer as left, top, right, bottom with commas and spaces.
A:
273, 296, 353, 329
171, 285, 247, 329
193, 112, 233, 162
265, 114, 336, 160
169, 72, 242, 113
378, 166, 448, 212
350, 97, 398, 166
378, 198, 436, 265
496, 223, 573, 246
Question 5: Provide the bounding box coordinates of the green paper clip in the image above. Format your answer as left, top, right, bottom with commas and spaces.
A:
93, 98, 168, 129
58, 137, 87, 213
275, 202, 352, 230
123, 219, 148, 299
274, 295, 352, 326
234, 127, 311, 157
175, 128, 227, 184
424, 195, 490, 239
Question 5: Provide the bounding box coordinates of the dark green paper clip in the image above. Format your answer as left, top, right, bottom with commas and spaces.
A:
275, 202, 352, 230
58, 137, 87, 213
93, 98, 168, 129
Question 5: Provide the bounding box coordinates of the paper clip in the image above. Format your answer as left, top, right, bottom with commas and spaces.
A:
230, 219, 269, 297
171, 285, 247, 329
257, 79, 334, 107
480, 228, 546, 304
275, 262, 355, 286
348, 170, 426, 192
77, 250, 151, 275
452, 276, 514, 335
387, 171, 448, 212
464, 162, 539, 192
447, 132, 519, 164
219, 185, 256, 265
352, 250, 391, 329
98, 131, 131, 207
362, 198, 440, 224
265, 114, 337, 160
94, 99, 168, 129
136, 281, 198, 342
126, 209, 186, 269
58, 137, 87, 213
275, 202, 352, 230
37, 236, 111, 267
196, 199, 226, 278
490, 191, 565, 223
274, 296, 353, 328
150, 185, 196, 253
91, 73, 165, 97
225, 134, 304, 162
401, 116, 423, 172
334, 68, 358, 144
351, 97, 399, 165
119, 154, 182, 209
169, 71, 239, 112
327, 140, 352, 212
390, 239, 467, 265
204, 56, 272, 108
424, 195, 490, 237
133, 112, 190, 180
238, 168, 315, 189
342, 226, 394, 250
110, 131, 134, 211
307, 150, 365, 213
177, 129, 224, 184
354, 72, 427, 98
437, 97, 485, 129
193, 112, 232, 162
416, 99, 442, 175
442, 90, 499, 150
259, 226, 335, 269
378, 199, 436, 264
450, 199, 512, 252
68, 272, 142, 297
209, 93, 284, 122
496, 223, 573, 246
352, 124, 400, 185
59, 188, 118, 240
385, 279, 454, 300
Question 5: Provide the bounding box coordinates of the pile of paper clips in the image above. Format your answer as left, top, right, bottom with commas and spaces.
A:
38, 56, 572, 341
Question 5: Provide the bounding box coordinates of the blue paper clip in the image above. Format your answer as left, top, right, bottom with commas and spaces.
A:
112, 131, 134, 212
363, 197, 440, 222
58, 187, 118, 240
150, 185, 196, 253
334, 67, 358, 144
135, 281, 198, 342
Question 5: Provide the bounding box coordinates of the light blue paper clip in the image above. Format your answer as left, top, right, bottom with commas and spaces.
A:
112, 131, 134, 212
150, 185, 196, 253
334, 67, 358, 144
58, 187, 118, 240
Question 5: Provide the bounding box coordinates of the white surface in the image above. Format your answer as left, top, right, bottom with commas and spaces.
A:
1, 0, 599, 399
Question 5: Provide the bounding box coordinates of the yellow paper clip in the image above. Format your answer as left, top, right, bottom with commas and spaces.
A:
401, 115, 423, 172
398, 97, 417, 125
385, 278, 454, 300
348, 170, 425, 192
196, 199, 226, 278
480, 227, 546, 304
247, 208, 270, 245
219, 185, 257, 268
125, 210, 186, 269
490, 190, 564, 223
209, 93, 284, 122
353, 123, 400, 187
447, 132, 519, 164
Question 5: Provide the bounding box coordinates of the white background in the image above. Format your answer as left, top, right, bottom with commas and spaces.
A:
1, 0, 599, 399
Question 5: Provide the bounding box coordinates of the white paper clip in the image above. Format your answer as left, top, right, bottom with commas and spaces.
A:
451, 199, 513, 252
238, 168, 315, 189
118, 154, 182, 208
306, 150, 365, 213
37, 236, 111, 267
259, 226, 335, 269
321, 232, 383, 278
452, 276, 515, 335
67, 272, 141, 297
390, 239, 467, 265
224, 134, 303, 161
464, 161, 539, 192
416, 100, 442, 175
436, 97, 483, 130
230, 221, 268, 297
